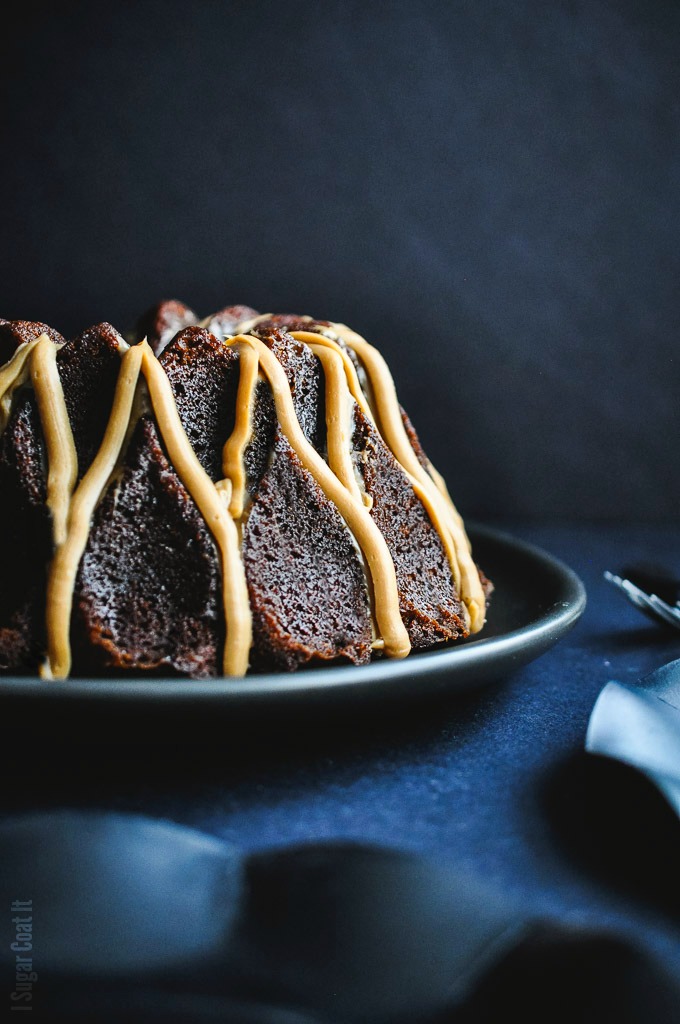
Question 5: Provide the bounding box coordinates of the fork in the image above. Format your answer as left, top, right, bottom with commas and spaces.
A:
604, 569, 680, 630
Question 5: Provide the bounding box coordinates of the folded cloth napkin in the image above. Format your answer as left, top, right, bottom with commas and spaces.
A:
1, 811, 678, 1023
587, 656, 680, 815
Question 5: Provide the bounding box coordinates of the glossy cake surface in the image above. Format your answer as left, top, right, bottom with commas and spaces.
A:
0, 305, 490, 679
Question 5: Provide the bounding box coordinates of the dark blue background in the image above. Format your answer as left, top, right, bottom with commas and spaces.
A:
2, 0, 679, 520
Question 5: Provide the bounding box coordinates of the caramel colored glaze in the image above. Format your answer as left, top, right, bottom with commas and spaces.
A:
228, 334, 410, 660
351, 404, 468, 649
303, 343, 365, 505
43, 345, 144, 678
73, 416, 225, 678
0, 339, 45, 434
255, 328, 326, 451
0, 320, 64, 365
0, 304, 486, 679
242, 434, 373, 671
221, 343, 260, 519
240, 316, 485, 632
399, 405, 474, 554
139, 342, 252, 677
328, 321, 485, 633
58, 323, 128, 481
159, 327, 240, 481
238, 328, 376, 663
30, 337, 78, 547
290, 330, 374, 422
399, 404, 432, 473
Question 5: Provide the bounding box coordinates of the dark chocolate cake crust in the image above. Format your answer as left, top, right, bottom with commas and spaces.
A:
0, 306, 489, 679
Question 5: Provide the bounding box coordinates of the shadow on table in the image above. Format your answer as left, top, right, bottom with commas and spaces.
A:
541, 751, 680, 922
0, 675, 508, 815
586, 624, 680, 656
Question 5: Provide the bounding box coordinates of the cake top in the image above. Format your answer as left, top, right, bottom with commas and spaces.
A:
0, 305, 486, 679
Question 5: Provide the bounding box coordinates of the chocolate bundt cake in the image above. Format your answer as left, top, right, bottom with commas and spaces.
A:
0, 304, 490, 680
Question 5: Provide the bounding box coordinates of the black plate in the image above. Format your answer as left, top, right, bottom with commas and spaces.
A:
0, 525, 585, 724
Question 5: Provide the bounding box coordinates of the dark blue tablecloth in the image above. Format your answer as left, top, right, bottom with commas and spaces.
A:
2, 524, 679, 982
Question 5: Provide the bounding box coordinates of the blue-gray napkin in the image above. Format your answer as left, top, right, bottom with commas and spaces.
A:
1, 810, 679, 1022
587, 657, 680, 815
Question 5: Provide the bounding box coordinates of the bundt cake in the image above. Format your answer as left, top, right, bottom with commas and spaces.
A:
0, 304, 491, 680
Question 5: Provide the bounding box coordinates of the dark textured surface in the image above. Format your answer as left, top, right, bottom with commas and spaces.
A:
5, 528, 680, 966
0, 525, 678, 984
0, 523, 584, 704
240, 327, 373, 670
257, 329, 326, 453
161, 325, 239, 481
207, 304, 259, 342
244, 378, 279, 505
243, 436, 372, 672
1, 1, 678, 519
0, 314, 488, 675
57, 322, 125, 479
133, 300, 199, 355
353, 404, 467, 648
0, 319, 64, 363
74, 417, 223, 678
244, 328, 326, 504
0, 393, 50, 671
3, 814, 678, 1022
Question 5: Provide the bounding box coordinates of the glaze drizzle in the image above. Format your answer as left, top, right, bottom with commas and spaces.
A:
139, 342, 252, 677
0, 312, 485, 679
327, 321, 485, 633
227, 335, 410, 661
43, 343, 144, 679
30, 336, 79, 548
220, 342, 259, 520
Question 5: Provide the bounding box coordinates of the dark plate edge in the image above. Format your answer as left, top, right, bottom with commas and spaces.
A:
0, 524, 586, 704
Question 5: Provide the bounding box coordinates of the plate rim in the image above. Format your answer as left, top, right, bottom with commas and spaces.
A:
0, 524, 586, 704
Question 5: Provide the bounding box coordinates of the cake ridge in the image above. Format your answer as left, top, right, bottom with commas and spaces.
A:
234, 314, 485, 632
0, 307, 489, 679
44, 344, 144, 679
228, 332, 410, 662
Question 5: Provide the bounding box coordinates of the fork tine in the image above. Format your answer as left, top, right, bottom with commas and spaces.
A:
619, 578, 656, 611
604, 571, 644, 608
623, 584, 662, 616
604, 570, 680, 631
648, 594, 680, 628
